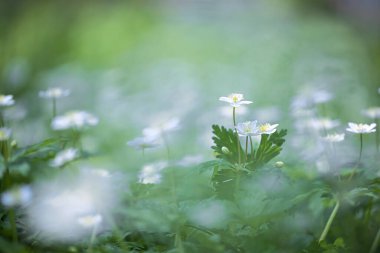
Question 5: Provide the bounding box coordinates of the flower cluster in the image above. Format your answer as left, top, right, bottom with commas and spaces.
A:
52, 111, 99, 130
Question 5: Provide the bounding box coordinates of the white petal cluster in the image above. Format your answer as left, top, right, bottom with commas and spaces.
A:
0, 95, 15, 107
346, 122, 376, 134
362, 107, 380, 119
324, 133, 345, 143
51, 111, 99, 130
1, 185, 32, 207
143, 118, 180, 138
50, 148, 78, 167
307, 118, 339, 131
258, 123, 279, 135
219, 93, 253, 108
127, 135, 159, 150
138, 161, 167, 184
39, 87, 70, 99
77, 214, 102, 228
0, 127, 12, 141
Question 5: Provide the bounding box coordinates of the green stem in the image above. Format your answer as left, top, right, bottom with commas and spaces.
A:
369, 227, 380, 253
88, 224, 98, 253
319, 200, 340, 243
52, 97, 57, 118
250, 136, 254, 161
348, 134, 363, 181
161, 131, 170, 161
175, 229, 185, 253
376, 119, 379, 154
245, 136, 248, 162
232, 107, 241, 164
9, 208, 18, 243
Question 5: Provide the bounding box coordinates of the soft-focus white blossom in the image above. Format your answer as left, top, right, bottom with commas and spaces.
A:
236, 121, 260, 136
39, 87, 70, 99
324, 133, 345, 143
219, 93, 252, 108
177, 155, 204, 167
143, 118, 180, 138
362, 107, 380, 119
346, 122, 376, 134
0, 94, 15, 107
1, 185, 32, 207
307, 118, 339, 131
50, 148, 78, 167
127, 135, 159, 150
0, 127, 12, 141
258, 123, 279, 135
77, 214, 102, 228
138, 161, 168, 184
51, 111, 98, 130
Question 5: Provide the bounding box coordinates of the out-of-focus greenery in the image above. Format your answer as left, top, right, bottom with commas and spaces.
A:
0, 1, 380, 253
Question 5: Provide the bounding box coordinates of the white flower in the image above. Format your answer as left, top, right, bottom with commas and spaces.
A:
236, 121, 260, 136
362, 107, 380, 119
307, 118, 340, 130
39, 87, 70, 99
77, 214, 102, 228
1, 185, 32, 207
127, 135, 159, 150
143, 118, 180, 137
0, 127, 12, 141
346, 122, 376, 134
324, 133, 345, 142
138, 161, 167, 184
0, 95, 15, 107
51, 111, 99, 130
50, 148, 78, 167
219, 93, 253, 108
258, 123, 279, 135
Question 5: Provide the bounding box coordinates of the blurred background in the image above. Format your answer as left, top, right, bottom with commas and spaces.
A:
1, 0, 380, 170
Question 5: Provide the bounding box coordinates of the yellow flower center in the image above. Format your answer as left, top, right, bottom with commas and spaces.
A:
232, 95, 239, 103
259, 124, 270, 132
0, 131, 6, 139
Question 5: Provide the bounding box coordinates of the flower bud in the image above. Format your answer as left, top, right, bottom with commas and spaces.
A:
274, 161, 284, 168
221, 146, 230, 155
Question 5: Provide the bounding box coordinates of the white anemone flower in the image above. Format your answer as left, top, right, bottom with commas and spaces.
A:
236, 121, 260, 136
127, 135, 159, 150
219, 93, 253, 108
51, 111, 99, 130
307, 118, 340, 131
258, 123, 279, 135
143, 118, 180, 138
1, 185, 32, 207
346, 122, 376, 134
324, 133, 345, 143
0, 95, 15, 107
39, 87, 70, 99
138, 161, 168, 184
362, 107, 380, 119
0, 127, 12, 141
50, 148, 78, 167
77, 214, 102, 229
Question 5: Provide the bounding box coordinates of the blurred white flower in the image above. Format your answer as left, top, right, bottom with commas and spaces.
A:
27, 170, 115, 241
312, 89, 334, 104
324, 133, 345, 142
1, 185, 32, 207
51, 111, 99, 130
362, 107, 380, 119
219, 93, 252, 108
291, 88, 333, 110
77, 214, 102, 229
138, 161, 167, 184
346, 122, 376, 134
127, 136, 159, 150
258, 123, 279, 135
236, 121, 259, 136
0, 94, 15, 107
307, 118, 340, 131
0, 127, 12, 141
188, 200, 229, 229
143, 118, 180, 137
39, 87, 70, 99
50, 148, 78, 167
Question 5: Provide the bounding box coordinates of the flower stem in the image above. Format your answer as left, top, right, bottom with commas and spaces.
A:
245, 136, 248, 162
348, 133, 363, 181
376, 119, 379, 154
232, 107, 241, 164
319, 200, 340, 243
88, 224, 98, 253
249, 136, 254, 160
369, 227, 380, 253
52, 97, 57, 118
175, 228, 185, 253
9, 208, 18, 243
161, 131, 170, 161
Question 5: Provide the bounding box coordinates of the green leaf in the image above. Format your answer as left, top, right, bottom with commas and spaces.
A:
211, 125, 242, 164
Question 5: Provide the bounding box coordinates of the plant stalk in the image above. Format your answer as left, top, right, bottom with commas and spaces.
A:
319, 200, 340, 243
369, 227, 380, 253
232, 107, 241, 164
